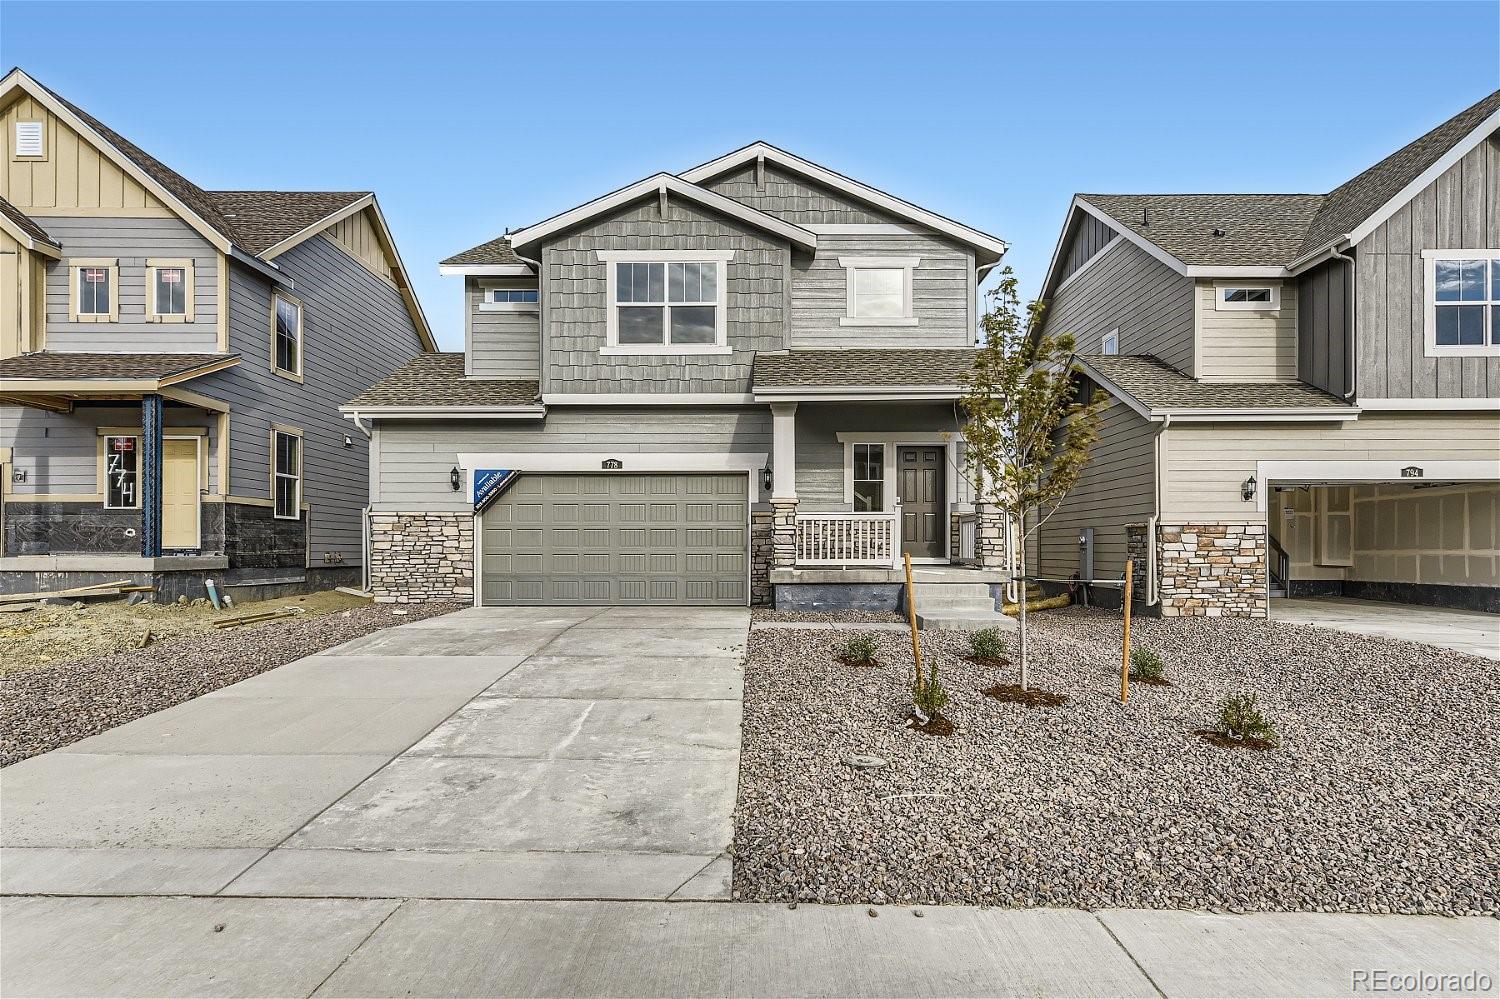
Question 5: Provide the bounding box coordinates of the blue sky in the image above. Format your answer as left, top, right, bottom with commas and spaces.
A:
4, 1, 1497, 349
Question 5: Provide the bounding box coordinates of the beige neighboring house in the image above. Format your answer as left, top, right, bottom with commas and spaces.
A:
1032, 90, 1500, 617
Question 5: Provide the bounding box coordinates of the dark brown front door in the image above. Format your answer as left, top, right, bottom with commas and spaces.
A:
898, 446, 945, 559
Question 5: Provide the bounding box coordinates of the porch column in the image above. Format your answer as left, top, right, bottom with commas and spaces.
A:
770, 402, 798, 569
140, 393, 163, 559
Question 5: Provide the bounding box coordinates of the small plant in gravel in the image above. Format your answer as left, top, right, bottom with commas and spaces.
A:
1129, 646, 1168, 685
1203, 692, 1280, 749
909, 666, 953, 735
836, 633, 880, 667
968, 627, 1008, 665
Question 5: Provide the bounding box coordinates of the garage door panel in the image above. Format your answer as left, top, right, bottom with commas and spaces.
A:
482, 473, 748, 606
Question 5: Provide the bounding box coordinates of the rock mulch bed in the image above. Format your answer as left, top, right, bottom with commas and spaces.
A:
0, 601, 461, 767
734, 607, 1499, 916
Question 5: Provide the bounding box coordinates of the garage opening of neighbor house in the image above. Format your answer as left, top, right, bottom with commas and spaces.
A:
478, 472, 750, 606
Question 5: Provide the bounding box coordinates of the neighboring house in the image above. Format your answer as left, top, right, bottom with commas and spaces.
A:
1032, 91, 1500, 616
345, 143, 1008, 606
0, 69, 433, 600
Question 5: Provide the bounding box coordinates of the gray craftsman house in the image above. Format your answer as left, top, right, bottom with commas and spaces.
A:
0, 69, 433, 599
1031, 90, 1500, 616
346, 143, 1010, 608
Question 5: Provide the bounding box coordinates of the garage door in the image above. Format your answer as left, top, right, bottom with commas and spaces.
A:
481, 473, 748, 606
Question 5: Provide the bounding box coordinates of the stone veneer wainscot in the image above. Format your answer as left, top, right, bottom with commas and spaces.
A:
1158, 522, 1267, 617
371, 512, 474, 603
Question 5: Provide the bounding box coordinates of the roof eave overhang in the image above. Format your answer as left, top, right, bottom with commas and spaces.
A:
680, 142, 1007, 262
752, 385, 966, 403
1072, 356, 1357, 423
258, 194, 374, 260
438, 263, 535, 277
339, 405, 547, 420
0, 213, 62, 257
506, 173, 817, 256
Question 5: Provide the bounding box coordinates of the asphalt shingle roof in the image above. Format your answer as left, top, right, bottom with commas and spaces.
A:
0, 196, 58, 247
0, 352, 238, 382
1079, 354, 1352, 412
752, 348, 978, 388
441, 236, 526, 267
346, 353, 540, 409
1080, 194, 1326, 267
205, 191, 368, 256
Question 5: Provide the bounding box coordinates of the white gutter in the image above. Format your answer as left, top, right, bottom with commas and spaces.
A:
339, 405, 546, 419
438, 263, 534, 277
1147, 413, 1171, 606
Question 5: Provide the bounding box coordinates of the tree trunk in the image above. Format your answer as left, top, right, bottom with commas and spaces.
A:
1018, 509, 1029, 691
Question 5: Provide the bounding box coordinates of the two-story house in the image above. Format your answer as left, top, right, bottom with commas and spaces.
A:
1031, 91, 1500, 616
0, 69, 433, 600
345, 143, 1009, 608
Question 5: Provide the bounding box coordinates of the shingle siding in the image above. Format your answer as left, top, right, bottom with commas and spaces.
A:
700, 162, 903, 225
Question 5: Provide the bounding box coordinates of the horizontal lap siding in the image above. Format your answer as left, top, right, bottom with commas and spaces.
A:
792, 402, 965, 512
542, 198, 786, 395
39, 216, 219, 351
2, 403, 219, 495
1035, 400, 1156, 583
194, 234, 426, 564
1196, 280, 1298, 382
1163, 413, 1500, 523
373, 407, 774, 513
467, 277, 539, 378
789, 232, 974, 348
1041, 238, 1194, 372
1356, 135, 1500, 399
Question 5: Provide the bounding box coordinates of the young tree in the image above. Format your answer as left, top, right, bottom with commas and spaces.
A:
960, 268, 1104, 689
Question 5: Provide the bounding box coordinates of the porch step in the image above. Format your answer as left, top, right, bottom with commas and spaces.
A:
910, 582, 993, 608
917, 609, 1017, 633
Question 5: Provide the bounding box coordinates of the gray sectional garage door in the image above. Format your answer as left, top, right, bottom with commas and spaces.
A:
481, 473, 749, 606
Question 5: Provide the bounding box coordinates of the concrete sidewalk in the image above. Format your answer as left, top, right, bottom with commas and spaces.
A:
2, 897, 1494, 998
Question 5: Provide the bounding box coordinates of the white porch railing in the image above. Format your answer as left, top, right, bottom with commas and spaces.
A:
795, 512, 901, 567
957, 513, 978, 562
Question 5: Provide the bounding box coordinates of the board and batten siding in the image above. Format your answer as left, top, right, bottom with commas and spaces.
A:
1296, 259, 1352, 398
540, 196, 786, 395
1034, 399, 1157, 586
194, 232, 427, 564
1, 93, 169, 215
38, 215, 220, 351
0, 403, 220, 497
466, 276, 540, 379
1354, 132, 1500, 400
1041, 237, 1195, 372
699, 162, 905, 226
1161, 413, 1500, 523
371, 407, 773, 513
1056, 213, 1119, 286
788, 231, 974, 348
1194, 279, 1298, 382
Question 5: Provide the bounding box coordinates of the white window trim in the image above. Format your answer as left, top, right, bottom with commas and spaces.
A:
1101, 329, 1119, 355
69, 258, 119, 323
102, 434, 141, 510
271, 292, 304, 382
1421, 249, 1500, 357
849, 442, 887, 512
478, 285, 540, 313
840, 255, 921, 327
1213, 281, 1281, 312
270, 425, 303, 521
145, 258, 196, 323
597, 249, 733, 356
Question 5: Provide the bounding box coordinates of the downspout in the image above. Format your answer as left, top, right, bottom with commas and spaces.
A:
1329, 243, 1357, 400
1148, 413, 1172, 606
349, 411, 373, 593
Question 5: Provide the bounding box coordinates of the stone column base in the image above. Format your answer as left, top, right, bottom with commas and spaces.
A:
975, 502, 1007, 570
370, 512, 474, 604
770, 498, 799, 571
751, 510, 774, 605
1158, 522, 1267, 617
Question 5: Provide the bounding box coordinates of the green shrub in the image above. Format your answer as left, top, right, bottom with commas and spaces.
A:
1217, 693, 1279, 746
1130, 646, 1165, 681
838, 633, 879, 665
969, 627, 1008, 662
913, 666, 950, 716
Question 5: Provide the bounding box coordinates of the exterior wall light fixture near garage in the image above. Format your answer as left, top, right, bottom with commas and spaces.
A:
450, 466, 463, 492
1241, 475, 1257, 502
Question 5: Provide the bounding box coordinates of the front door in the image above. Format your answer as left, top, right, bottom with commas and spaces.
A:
162, 438, 200, 549
898, 446, 945, 559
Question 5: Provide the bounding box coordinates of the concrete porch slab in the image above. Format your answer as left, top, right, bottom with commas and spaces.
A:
0, 847, 264, 896
285, 756, 736, 855
0, 896, 399, 999
223, 848, 721, 901
485, 654, 743, 700
402, 696, 741, 761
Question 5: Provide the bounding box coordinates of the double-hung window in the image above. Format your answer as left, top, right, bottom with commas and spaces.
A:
70, 259, 118, 322
272, 428, 302, 520
1424, 251, 1500, 356
840, 256, 920, 327
599, 251, 732, 353
852, 443, 885, 511
103, 435, 139, 509
146, 259, 194, 322
272, 293, 303, 379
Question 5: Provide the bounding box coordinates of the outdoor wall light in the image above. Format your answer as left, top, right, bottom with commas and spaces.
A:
1241, 475, 1257, 502
762, 467, 774, 492
450, 466, 463, 492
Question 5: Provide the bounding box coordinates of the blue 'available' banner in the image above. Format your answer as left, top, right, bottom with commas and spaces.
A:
473, 469, 519, 513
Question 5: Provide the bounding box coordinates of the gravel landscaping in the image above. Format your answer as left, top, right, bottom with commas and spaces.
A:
0, 600, 461, 766
733, 607, 1500, 915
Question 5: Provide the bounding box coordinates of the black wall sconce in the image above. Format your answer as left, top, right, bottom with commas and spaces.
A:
450, 466, 463, 492
761, 467, 773, 492
1241, 474, 1257, 502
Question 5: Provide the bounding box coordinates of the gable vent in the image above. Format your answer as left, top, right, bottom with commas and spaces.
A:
14, 121, 43, 157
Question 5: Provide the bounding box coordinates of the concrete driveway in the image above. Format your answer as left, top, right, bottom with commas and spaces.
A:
1, 605, 747, 902
1273, 596, 1500, 661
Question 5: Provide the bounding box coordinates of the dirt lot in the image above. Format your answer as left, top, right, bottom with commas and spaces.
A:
1, 590, 369, 675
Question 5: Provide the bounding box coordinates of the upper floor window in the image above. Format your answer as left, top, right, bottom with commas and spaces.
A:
597, 250, 732, 354
483, 288, 539, 310
1215, 284, 1280, 311
1101, 329, 1119, 355
146, 259, 195, 323
1424, 251, 1500, 356
272, 293, 304, 380
69, 259, 118, 322
840, 256, 920, 327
